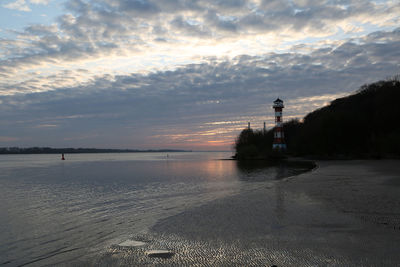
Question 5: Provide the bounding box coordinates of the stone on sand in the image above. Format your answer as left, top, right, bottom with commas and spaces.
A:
118, 240, 147, 247
146, 249, 175, 258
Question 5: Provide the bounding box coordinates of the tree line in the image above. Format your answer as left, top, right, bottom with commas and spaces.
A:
0, 147, 188, 154
235, 77, 400, 159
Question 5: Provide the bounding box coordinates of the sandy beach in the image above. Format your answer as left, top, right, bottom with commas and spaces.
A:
93, 160, 400, 266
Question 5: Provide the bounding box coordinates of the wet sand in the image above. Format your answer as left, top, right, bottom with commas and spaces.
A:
93, 160, 400, 266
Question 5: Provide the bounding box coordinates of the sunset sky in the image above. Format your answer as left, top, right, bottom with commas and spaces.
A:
0, 0, 399, 150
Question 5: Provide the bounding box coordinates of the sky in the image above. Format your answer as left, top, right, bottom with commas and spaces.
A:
0, 0, 399, 151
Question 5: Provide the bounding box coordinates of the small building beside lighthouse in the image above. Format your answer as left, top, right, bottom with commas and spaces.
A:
272, 98, 287, 150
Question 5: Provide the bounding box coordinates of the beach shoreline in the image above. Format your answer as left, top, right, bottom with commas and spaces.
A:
92, 160, 400, 266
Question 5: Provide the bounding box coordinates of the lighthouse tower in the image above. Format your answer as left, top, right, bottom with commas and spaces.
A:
272, 98, 287, 150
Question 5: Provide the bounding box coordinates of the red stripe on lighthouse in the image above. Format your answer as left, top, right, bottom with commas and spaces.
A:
272, 98, 286, 150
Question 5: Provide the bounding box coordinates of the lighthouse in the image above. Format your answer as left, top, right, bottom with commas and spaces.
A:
272, 98, 287, 150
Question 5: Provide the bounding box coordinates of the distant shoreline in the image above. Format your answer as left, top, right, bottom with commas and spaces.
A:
0, 147, 192, 155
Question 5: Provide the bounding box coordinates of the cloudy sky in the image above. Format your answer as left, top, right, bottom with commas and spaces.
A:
0, 0, 399, 150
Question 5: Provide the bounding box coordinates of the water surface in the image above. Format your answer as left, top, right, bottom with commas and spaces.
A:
0, 152, 309, 266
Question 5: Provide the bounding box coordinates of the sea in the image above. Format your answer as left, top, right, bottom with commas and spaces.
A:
0, 152, 311, 266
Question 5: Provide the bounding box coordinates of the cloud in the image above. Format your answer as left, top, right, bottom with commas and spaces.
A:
1, 0, 399, 86
0, 136, 19, 142
3, 0, 52, 13
0, 0, 399, 149
3, 0, 31, 12
117, 0, 160, 16
170, 15, 210, 36
30, 0, 51, 5
0, 27, 399, 149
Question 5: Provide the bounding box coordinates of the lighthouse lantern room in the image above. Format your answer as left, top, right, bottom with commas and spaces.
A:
272, 98, 287, 150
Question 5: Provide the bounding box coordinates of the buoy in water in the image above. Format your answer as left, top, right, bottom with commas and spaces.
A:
61, 153, 65, 160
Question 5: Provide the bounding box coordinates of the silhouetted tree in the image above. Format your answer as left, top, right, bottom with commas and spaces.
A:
234, 77, 400, 159
234, 128, 273, 159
